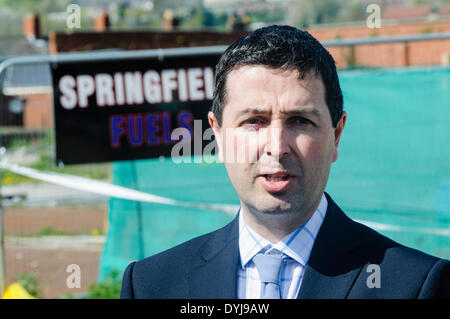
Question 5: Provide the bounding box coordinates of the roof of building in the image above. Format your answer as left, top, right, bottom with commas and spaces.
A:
0, 62, 52, 96
382, 5, 433, 20
0, 36, 48, 57
439, 3, 450, 16
0, 33, 51, 96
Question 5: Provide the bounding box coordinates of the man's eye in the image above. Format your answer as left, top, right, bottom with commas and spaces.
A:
290, 117, 314, 126
244, 118, 266, 125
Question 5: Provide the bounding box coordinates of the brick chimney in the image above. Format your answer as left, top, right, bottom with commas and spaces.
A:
23, 12, 40, 39
93, 11, 110, 32
162, 9, 179, 31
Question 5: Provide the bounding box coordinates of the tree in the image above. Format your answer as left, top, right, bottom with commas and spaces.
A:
287, 0, 342, 27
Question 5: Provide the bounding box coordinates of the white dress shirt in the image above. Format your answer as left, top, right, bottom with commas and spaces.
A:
237, 193, 328, 299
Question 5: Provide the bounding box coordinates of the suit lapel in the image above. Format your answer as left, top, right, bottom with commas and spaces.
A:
188, 214, 240, 298
297, 193, 366, 299
187, 194, 368, 299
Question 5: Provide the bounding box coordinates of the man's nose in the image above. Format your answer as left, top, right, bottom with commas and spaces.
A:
264, 123, 290, 159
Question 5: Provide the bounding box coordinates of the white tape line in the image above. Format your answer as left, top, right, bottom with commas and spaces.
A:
0, 160, 239, 215
355, 219, 450, 237
1, 160, 449, 237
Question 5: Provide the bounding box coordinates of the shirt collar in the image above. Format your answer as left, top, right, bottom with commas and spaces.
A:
238, 193, 328, 269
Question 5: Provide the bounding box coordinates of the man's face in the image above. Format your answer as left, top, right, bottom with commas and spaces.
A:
209, 65, 346, 220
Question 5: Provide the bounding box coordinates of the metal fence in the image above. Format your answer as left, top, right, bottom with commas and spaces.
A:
0, 45, 229, 299
0, 128, 110, 298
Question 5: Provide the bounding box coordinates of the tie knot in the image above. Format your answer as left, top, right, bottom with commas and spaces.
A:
252, 253, 284, 284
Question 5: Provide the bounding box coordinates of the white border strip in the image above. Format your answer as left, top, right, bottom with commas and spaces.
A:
0, 160, 239, 215
355, 219, 450, 237
1, 160, 449, 237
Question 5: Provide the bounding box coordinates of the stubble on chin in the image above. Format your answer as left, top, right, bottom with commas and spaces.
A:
244, 190, 309, 218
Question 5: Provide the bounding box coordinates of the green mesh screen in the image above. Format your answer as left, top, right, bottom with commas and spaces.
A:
99, 66, 450, 281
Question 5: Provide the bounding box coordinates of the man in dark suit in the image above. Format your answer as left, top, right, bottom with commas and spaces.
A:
121, 25, 450, 299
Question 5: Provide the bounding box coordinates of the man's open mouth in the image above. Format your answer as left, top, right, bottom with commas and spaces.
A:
263, 174, 290, 181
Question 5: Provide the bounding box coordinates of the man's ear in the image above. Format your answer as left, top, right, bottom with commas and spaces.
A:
332, 111, 347, 163
208, 111, 224, 163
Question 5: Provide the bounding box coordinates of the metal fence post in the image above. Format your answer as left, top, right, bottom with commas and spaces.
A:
0, 145, 6, 297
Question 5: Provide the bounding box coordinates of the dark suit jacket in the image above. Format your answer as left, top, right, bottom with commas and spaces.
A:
120, 193, 450, 298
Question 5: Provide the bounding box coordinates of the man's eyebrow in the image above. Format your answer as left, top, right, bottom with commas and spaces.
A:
235, 107, 322, 119
236, 108, 271, 117
279, 109, 321, 118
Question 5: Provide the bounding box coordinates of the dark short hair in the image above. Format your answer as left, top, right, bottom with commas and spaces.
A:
211, 25, 343, 127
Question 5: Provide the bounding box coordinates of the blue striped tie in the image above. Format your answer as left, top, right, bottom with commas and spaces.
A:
252, 253, 284, 299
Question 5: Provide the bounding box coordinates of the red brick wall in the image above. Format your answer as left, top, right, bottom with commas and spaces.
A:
23, 93, 53, 128
407, 39, 450, 65
307, 20, 450, 67
308, 20, 450, 40
325, 38, 450, 68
